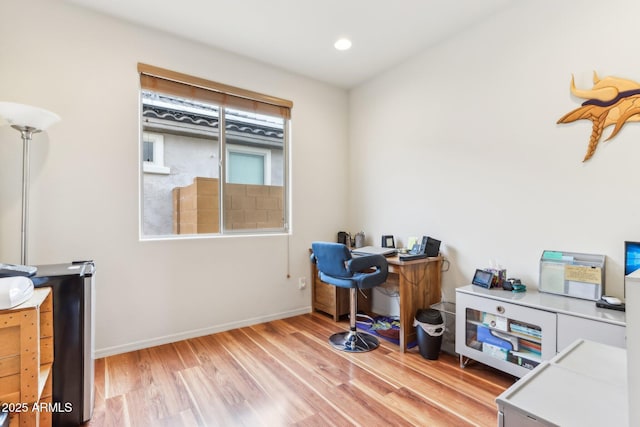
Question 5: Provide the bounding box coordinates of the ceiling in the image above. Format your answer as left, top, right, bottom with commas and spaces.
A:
67, 0, 515, 88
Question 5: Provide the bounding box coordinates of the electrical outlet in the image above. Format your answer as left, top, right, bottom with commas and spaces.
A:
298, 277, 306, 290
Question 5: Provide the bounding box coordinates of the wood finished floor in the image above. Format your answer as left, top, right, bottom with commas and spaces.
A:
84, 312, 516, 427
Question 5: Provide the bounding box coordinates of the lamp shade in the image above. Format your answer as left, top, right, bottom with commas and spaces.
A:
0, 102, 60, 131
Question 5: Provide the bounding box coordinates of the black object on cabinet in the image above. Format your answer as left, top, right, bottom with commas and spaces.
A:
33, 262, 95, 427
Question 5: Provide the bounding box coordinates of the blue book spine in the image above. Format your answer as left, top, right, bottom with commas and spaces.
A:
476, 325, 513, 351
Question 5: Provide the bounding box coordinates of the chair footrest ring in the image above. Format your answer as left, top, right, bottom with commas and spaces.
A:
329, 330, 380, 352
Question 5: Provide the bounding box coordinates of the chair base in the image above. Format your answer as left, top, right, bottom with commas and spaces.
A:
329, 330, 380, 353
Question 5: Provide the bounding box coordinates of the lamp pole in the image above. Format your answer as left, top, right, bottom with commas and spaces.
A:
14, 125, 40, 265
0, 102, 60, 265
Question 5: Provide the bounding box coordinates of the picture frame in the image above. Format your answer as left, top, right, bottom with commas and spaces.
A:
381, 235, 395, 248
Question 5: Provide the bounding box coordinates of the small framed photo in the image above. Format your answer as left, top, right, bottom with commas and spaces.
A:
381, 235, 395, 248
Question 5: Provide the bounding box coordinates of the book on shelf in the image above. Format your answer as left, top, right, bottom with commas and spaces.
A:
481, 313, 508, 331
509, 321, 542, 338
519, 339, 542, 355
482, 342, 509, 360
512, 351, 541, 369
477, 325, 513, 350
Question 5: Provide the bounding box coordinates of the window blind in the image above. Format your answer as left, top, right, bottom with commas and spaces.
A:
138, 63, 292, 119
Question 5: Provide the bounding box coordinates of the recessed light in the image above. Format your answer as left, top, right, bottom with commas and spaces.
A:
334, 38, 352, 51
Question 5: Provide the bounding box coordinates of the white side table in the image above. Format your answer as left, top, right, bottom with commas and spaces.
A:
496, 339, 628, 427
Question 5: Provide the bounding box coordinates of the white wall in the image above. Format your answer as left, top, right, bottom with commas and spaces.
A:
350, 0, 640, 416
350, 0, 640, 303
0, 0, 350, 356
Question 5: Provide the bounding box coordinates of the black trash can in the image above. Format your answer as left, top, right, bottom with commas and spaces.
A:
414, 308, 444, 360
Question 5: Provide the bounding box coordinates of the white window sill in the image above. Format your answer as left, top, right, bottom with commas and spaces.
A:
143, 163, 170, 174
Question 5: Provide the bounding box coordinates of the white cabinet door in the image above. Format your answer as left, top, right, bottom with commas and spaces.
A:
556, 313, 626, 352
456, 291, 557, 378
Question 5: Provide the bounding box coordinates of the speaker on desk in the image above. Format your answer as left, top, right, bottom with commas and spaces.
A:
425, 237, 441, 257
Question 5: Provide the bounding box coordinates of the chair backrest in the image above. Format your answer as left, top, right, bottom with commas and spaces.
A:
311, 242, 353, 278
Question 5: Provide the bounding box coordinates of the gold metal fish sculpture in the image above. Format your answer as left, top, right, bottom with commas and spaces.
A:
557, 72, 640, 161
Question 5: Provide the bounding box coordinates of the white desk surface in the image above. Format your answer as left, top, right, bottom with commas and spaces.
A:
456, 285, 626, 326
497, 340, 628, 427
627, 269, 640, 279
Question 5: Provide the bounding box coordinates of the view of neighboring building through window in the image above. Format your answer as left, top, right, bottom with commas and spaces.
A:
138, 64, 291, 237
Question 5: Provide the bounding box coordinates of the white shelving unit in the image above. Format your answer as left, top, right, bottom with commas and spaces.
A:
456, 285, 626, 378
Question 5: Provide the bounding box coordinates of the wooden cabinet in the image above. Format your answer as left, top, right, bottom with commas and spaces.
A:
0, 288, 53, 427
456, 285, 626, 378
310, 261, 371, 320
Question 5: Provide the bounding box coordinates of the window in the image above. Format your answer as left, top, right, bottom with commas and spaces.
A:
226, 144, 271, 185
138, 63, 292, 237
142, 132, 170, 174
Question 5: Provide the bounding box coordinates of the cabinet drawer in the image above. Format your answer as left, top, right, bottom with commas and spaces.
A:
557, 314, 626, 352
314, 280, 336, 309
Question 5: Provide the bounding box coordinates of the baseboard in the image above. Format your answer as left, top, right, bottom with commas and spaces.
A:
94, 306, 311, 358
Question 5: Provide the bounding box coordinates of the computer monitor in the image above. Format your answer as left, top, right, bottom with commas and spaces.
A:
624, 241, 640, 276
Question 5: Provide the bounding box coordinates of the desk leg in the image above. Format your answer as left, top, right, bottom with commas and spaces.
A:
398, 260, 442, 352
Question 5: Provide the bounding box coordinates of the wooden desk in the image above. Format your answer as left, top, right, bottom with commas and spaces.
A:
388, 256, 443, 352
311, 254, 443, 352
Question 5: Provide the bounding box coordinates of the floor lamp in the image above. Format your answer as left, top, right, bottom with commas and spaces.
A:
0, 102, 60, 265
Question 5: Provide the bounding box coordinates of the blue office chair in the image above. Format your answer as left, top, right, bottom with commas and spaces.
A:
310, 242, 389, 352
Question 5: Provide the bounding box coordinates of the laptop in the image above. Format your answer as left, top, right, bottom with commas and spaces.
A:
351, 246, 398, 257
399, 253, 428, 261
